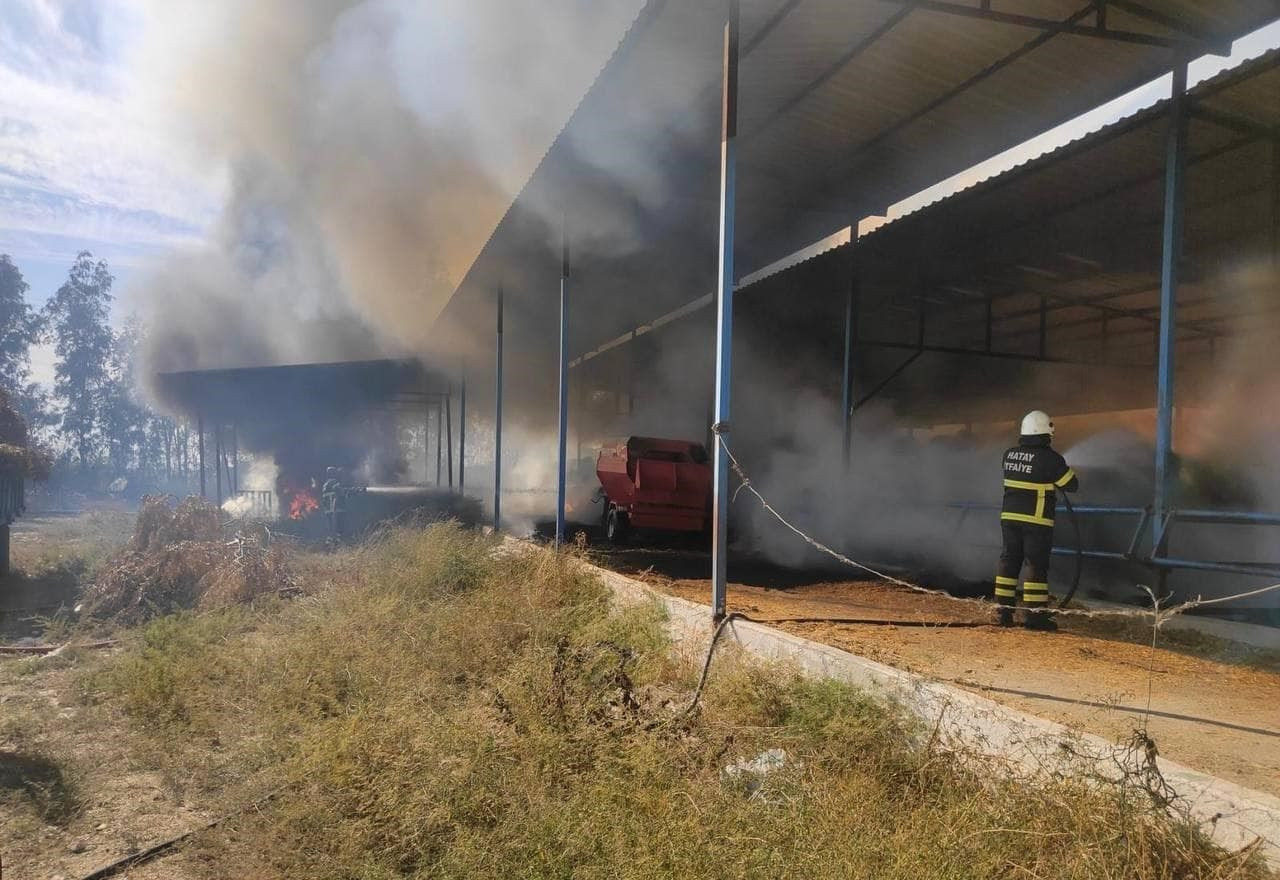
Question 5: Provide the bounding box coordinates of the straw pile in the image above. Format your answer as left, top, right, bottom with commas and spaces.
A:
82, 495, 297, 623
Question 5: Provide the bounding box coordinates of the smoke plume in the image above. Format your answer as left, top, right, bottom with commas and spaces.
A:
131, 0, 644, 378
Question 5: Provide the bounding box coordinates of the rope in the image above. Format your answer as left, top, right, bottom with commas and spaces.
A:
710, 428, 1280, 628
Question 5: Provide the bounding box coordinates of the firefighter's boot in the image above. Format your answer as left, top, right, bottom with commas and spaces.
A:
1023, 609, 1058, 632
996, 607, 1014, 628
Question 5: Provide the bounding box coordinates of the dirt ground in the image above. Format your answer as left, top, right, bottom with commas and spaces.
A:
0, 516, 214, 880
0, 654, 214, 880
595, 546, 1280, 799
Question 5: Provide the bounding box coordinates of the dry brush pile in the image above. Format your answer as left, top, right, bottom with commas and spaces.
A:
80, 524, 1272, 880
80, 495, 297, 623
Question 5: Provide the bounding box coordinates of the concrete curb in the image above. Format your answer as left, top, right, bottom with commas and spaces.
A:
586, 562, 1280, 867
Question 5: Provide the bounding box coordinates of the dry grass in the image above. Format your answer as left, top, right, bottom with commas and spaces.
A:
8, 509, 136, 583
83, 525, 1272, 880
79, 496, 296, 624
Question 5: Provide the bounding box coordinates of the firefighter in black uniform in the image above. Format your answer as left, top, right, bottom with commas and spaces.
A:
321, 466, 346, 539
995, 410, 1079, 631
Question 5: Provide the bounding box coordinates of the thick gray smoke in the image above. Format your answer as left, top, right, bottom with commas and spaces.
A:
131, 0, 644, 378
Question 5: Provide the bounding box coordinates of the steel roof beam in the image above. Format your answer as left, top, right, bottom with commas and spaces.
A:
1102, 0, 1234, 55
854, 338, 1096, 365
744, 0, 806, 55
881, 131, 1263, 305
1189, 105, 1279, 142
859, 54, 1280, 255
741, 1, 1101, 255
741, 7, 912, 142
877, 0, 1201, 50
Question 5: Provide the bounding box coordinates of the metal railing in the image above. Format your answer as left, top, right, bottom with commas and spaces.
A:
232, 490, 274, 519
951, 501, 1280, 582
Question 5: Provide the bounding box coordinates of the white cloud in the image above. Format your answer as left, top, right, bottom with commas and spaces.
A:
0, 0, 223, 290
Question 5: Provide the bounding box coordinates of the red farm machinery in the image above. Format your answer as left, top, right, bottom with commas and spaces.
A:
595, 436, 712, 543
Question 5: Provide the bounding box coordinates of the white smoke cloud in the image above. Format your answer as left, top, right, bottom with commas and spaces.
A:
128, 0, 644, 376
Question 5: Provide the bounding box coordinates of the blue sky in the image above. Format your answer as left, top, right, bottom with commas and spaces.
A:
0, 0, 220, 307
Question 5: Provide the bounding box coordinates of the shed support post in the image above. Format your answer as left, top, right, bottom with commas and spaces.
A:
494, 289, 504, 530
231, 427, 239, 494
841, 252, 857, 469
1155, 62, 1189, 533
711, 0, 740, 621
459, 365, 466, 494
197, 415, 206, 499
556, 219, 570, 548
214, 425, 223, 509
435, 400, 443, 486
446, 388, 454, 491
0, 522, 9, 578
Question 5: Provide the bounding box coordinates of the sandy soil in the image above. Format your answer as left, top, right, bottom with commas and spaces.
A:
1, 517, 213, 880
595, 546, 1280, 799
0, 655, 211, 880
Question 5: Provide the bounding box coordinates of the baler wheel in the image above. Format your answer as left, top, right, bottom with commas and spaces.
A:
606, 509, 630, 544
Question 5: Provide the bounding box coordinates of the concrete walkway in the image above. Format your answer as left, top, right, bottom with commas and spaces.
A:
585, 560, 1280, 868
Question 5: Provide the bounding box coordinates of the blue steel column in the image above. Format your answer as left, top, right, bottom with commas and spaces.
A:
556, 220, 570, 548
494, 288, 504, 530
197, 414, 206, 499
711, 0, 740, 621
1154, 62, 1188, 531
841, 251, 857, 469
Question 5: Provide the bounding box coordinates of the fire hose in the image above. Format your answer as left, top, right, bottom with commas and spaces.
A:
1058, 490, 1084, 609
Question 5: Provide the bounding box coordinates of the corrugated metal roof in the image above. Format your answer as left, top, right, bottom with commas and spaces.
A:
563, 44, 1278, 410
441, 0, 1279, 361
845, 47, 1280, 365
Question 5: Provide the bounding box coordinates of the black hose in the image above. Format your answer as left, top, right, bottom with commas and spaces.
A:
1058, 490, 1084, 608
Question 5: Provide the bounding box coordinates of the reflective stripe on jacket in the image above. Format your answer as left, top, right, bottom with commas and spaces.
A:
1000, 438, 1077, 527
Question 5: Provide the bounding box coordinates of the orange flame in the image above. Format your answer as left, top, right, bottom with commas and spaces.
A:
289, 489, 320, 519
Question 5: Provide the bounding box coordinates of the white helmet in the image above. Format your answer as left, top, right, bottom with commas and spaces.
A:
1021, 410, 1054, 437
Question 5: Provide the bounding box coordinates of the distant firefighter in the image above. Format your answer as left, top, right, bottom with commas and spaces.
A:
994, 410, 1079, 631
321, 466, 347, 538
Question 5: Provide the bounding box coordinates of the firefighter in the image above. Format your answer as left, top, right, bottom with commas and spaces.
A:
995, 410, 1079, 631
321, 466, 345, 538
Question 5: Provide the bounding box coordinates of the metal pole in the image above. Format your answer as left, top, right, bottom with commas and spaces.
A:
231, 427, 239, 494
841, 251, 857, 469
459, 366, 466, 494
1154, 62, 1188, 532
494, 288, 504, 529
214, 425, 223, 509
197, 415, 206, 499
435, 400, 443, 485
446, 388, 454, 490
556, 216, 570, 548
711, 0, 740, 621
